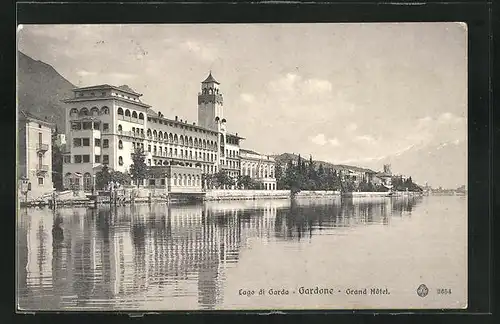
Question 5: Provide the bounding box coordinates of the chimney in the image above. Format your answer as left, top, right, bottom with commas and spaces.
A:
193, 122, 196, 125
175, 116, 178, 121
180, 119, 183, 123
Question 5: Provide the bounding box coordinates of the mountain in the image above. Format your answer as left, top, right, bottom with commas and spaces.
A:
17, 51, 76, 132
360, 141, 467, 188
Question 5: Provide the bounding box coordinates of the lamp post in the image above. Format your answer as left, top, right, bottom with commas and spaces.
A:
20, 176, 30, 205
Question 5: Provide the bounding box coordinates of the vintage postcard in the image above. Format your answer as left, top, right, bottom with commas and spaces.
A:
16, 23, 467, 311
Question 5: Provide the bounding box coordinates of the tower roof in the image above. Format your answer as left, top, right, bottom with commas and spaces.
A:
202, 72, 220, 84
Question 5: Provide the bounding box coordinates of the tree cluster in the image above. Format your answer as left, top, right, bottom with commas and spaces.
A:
276, 155, 342, 193
95, 165, 132, 190
390, 176, 422, 192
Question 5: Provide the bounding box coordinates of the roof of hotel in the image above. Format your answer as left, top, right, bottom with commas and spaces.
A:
240, 148, 260, 155
18, 110, 55, 128
73, 84, 143, 96
226, 133, 245, 139
202, 72, 220, 84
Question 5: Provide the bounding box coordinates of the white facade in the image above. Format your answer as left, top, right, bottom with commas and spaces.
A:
240, 149, 277, 190
62, 74, 276, 192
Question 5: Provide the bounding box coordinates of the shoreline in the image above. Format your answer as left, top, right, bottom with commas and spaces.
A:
17, 190, 428, 209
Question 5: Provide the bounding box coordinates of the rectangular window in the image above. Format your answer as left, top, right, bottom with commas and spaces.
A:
93, 122, 100, 130
63, 155, 71, 163
38, 132, 42, 144
103, 123, 109, 131
103, 155, 109, 164
82, 138, 90, 146
83, 155, 90, 163
148, 159, 151, 166
38, 177, 44, 185
74, 155, 82, 163
161, 179, 165, 185
95, 155, 101, 163
148, 145, 151, 152
95, 138, 101, 147
103, 139, 109, 148
73, 138, 82, 147
83, 122, 92, 130
149, 179, 156, 186
72, 122, 82, 130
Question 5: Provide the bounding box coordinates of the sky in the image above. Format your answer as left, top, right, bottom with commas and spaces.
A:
17, 23, 467, 187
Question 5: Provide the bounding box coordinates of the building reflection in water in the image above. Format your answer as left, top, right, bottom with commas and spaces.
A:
17, 196, 421, 310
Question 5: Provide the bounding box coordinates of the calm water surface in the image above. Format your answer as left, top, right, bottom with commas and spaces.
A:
17, 196, 467, 311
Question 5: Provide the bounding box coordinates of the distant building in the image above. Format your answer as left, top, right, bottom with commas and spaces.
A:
148, 165, 203, 194
240, 149, 276, 190
54, 133, 66, 147
18, 111, 54, 200
61, 72, 276, 191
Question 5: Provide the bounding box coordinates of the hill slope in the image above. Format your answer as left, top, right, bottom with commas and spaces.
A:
17, 51, 75, 132
273, 153, 378, 173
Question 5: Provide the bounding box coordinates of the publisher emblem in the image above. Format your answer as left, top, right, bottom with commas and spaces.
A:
417, 284, 429, 297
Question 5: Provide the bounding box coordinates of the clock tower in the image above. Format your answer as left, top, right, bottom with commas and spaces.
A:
197, 72, 224, 131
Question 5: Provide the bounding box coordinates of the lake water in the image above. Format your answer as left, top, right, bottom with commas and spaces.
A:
16, 195, 467, 311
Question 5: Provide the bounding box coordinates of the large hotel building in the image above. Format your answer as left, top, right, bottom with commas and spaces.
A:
62, 73, 276, 191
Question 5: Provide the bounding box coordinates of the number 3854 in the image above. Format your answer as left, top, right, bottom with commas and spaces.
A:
437, 288, 452, 295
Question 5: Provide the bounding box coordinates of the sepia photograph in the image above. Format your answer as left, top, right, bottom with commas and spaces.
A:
16, 23, 467, 311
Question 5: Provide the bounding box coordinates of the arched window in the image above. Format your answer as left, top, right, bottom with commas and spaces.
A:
118, 124, 122, 132
101, 106, 109, 115
119, 156, 123, 165
117, 107, 124, 115
79, 107, 89, 116
173, 174, 177, 186
69, 108, 79, 117
158, 131, 163, 140
83, 172, 92, 191
189, 137, 193, 146
118, 140, 123, 149
125, 109, 131, 117
153, 130, 157, 140
139, 112, 144, 120
91, 107, 99, 116
180, 135, 184, 146
203, 140, 207, 148
168, 133, 173, 142
174, 134, 178, 144
64, 172, 72, 189
194, 138, 198, 147
132, 111, 137, 118
147, 129, 152, 137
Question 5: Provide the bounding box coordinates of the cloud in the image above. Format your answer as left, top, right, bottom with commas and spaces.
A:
346, 123, 358, 132
438, 112, 464, 124
269, 73, 332, 95
329, 138, 341, 146
311, 133, 328, 146
180, 40, 217, 62
355, 135, 376, 144
269, 73, 301, 93
304, 78, 332, 94
240, 93, 255, 103
310, 133, 341, 147
76, 70, 97, 77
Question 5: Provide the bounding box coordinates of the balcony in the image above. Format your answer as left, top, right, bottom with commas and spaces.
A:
36, 143, 49, 152
36, 164, 49, 175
